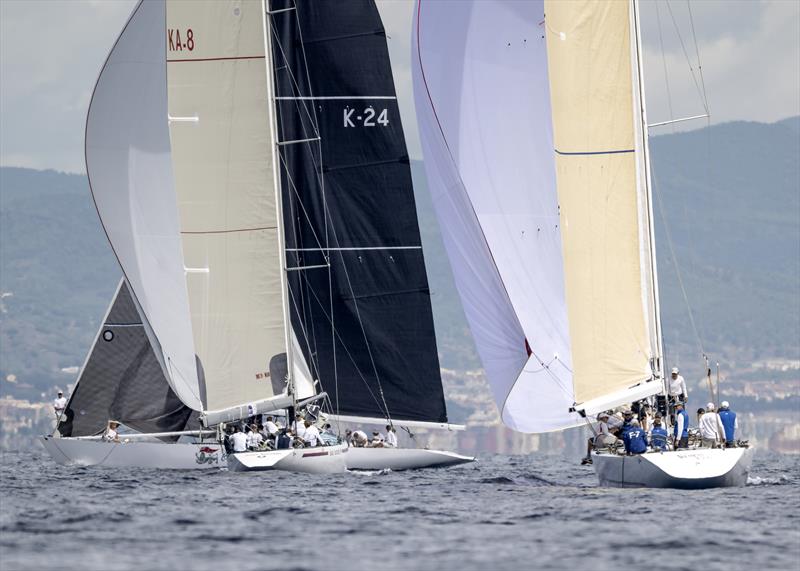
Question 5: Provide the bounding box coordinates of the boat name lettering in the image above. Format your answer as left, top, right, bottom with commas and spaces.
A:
168, 28, 194, 52
343, 106, 389, 128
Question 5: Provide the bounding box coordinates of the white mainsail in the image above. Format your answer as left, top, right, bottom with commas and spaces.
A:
166, 0, 289, 415
85, 0, 203, 411
412, 0, 662, 433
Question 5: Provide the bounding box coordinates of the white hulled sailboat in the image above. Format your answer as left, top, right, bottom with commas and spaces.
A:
412, 0, 751, 488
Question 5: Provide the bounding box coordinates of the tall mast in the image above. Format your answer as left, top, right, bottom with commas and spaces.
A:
261, 0, 295, 404
631, 0, 666, 386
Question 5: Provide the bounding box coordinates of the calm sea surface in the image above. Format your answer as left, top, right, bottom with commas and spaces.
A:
1, 449, 797, 571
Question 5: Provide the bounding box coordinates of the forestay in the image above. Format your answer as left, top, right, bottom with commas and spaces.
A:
166, 0, 289, 414
413, 0, 661, 433
85, 0, 202, 411
270, 0, 447, 423
58, 281, 198, 440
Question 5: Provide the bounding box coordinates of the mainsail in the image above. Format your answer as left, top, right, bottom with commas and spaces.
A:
58, 280, 198, 440
270, 0, 448, 424
413, 0, 662, 432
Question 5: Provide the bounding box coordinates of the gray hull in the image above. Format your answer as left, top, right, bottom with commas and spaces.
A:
593, 447, 753, 489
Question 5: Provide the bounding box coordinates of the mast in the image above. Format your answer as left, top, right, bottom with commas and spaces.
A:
262, 0, 295, 405
631, 0, 666, 388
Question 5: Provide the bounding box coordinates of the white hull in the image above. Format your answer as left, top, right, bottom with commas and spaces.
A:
39, 435, 223, 470
346, 447, 475, 471
227, 443, 348, 474
592, 447, 754, 489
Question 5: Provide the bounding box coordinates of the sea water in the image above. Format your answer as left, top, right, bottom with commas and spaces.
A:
0, 449, 797, 571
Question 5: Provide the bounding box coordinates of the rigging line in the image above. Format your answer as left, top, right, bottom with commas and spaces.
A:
277, 151, 326, 252
527, 347, 573, 400
686, 0, 710, 111
299, 270, 390, 418
664, 0, 708, 114
289, 1, 338, 416
287, 281, 322, 383
268, 14, 319, 136
651, 163, 707, 358
655, 1, 676, 129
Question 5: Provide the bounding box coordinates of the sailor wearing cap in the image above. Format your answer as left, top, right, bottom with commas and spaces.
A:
581, 412, 618, 465
673, 402, 689, 449
668, 367, 688, 402
698, 402, 725, 448
718, 401, 738, 446
622, 419, 648, 455
103, 420, 121, 443
53, 390, 67, 418
650, 415, 668, 451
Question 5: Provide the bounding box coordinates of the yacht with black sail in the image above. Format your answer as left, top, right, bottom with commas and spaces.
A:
412, 0, 751, 488
41, 0, 472, 473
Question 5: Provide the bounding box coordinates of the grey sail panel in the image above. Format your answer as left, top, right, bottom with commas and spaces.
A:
58, 282, 199, 439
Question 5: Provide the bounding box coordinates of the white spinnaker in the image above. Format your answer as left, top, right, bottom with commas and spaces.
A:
85, 0, 202, 411
166, 0, 287, 412
413, 0, 579, 432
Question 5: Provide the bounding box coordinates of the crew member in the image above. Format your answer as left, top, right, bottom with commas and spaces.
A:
718, 401, 738, 446
230, 426, 248, 453
668, 367, 688, 408
247, 424, 264, 450
650, 418, 668, 451
370, 430, 385, 447
103, 420, 121, 443
303, 420, 320, 447
673, 402, 689, 449
582, 412, 617, 465
276, 428, 292, 450
698, 402, 725, 448
351, 430, 369, 447
53, 391, 67, 418
623, 419, 648, 455
384, 425, 398, 448
264, 416, 279, 436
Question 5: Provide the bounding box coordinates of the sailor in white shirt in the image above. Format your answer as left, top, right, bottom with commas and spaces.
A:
351, 430, 369, 447
668, 367, 688, 402
370, 430, 385, 447
103, 420, 121, 443
295, 419, 307, 440
303, 421, 320, 447
247, 425, 264, 450
53, 391, 67, 418
698, 403, 725, 447
384, 425, 398, 448
230, 427, 249, 453
264, 416, 279, 436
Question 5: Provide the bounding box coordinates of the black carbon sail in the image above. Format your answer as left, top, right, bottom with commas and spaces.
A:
57, 281, 199, 439
269, 0, 447, 423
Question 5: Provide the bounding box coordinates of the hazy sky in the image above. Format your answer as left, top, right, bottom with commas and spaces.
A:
1, 0, 798, 174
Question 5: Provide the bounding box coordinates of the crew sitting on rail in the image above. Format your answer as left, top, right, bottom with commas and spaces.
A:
581, 412, 618, 465
384, 425, 398, 448
320, 424, 338, 445
650, 417, 668, 451
623, 419, 648, 455
369, 430, 385, 447
673, 402, 690, 449
606, 411, 623, 436
103, 420, 121, 443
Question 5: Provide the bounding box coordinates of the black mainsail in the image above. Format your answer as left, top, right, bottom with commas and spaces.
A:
269, 0, 447, 423
57, 281, 198, 439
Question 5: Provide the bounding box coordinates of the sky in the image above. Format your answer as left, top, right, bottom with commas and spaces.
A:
1, 0, 798, 174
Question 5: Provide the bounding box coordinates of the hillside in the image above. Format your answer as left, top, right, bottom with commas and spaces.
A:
0, 118, 798, 401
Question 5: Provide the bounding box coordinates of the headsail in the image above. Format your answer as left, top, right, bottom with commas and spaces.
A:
270, 0, 448, 423
58, 280, 198, 440
166, 0, 289, 417
85, 0, 202, 411
413, 0, 661, 433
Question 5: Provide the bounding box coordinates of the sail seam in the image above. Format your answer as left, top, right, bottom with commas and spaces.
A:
180, 226, 277, 235
554, 148, 635, 156
167, 55, 266, 63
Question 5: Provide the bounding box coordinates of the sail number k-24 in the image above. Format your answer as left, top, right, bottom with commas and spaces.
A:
168, 28, 195, 52
344, 107, 389, 128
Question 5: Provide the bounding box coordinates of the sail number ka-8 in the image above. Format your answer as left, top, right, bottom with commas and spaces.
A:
344, 107, 389, 128
168, 28, 194, 52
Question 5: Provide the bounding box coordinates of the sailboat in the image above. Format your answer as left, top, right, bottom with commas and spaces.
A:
412, 0, 752, 488
40, 279, 222, 470
43, 0, 471, 473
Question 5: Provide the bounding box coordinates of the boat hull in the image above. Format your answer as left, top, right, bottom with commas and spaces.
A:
227, 443, 348, 474
592, 447, 754, 489
345, 447, 475, 471
39, 435, 223, 470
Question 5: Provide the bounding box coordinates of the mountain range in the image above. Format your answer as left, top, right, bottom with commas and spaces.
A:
1, 117, 798, 402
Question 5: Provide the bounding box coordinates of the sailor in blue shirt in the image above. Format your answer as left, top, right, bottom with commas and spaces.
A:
619, 410, 635, 438
718, 401, 738, 446
673, 402, 690, 449
650, 417, 668, 451
623, 419, 648, 455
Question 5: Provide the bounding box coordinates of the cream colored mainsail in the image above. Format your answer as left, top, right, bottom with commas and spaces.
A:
166, 0, 287, 412
545, 0, 653, 405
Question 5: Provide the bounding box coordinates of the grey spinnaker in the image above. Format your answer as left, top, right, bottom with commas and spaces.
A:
270, 0, 447, 423
58, 281, 199, 440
